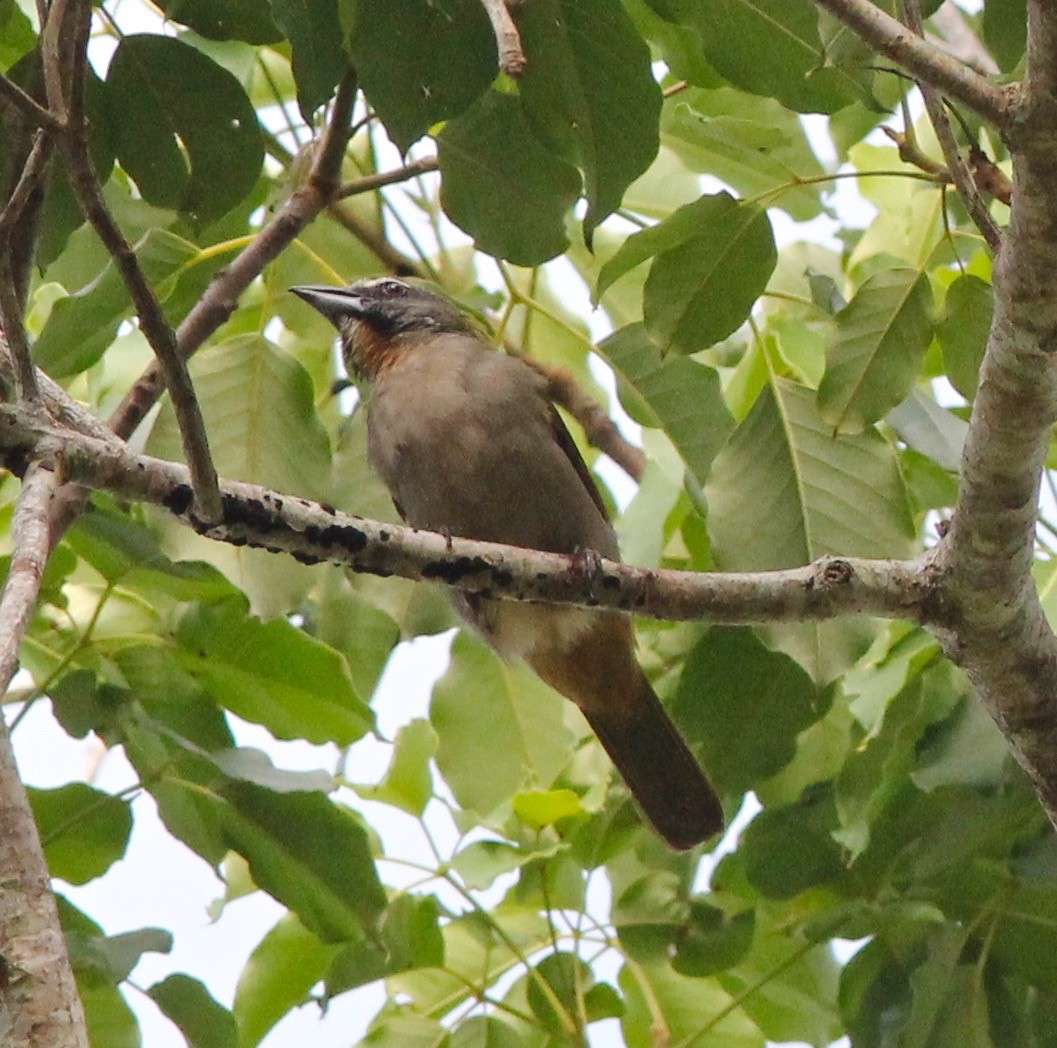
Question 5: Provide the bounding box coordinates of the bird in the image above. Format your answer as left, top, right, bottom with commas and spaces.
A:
292, 277, 724, 850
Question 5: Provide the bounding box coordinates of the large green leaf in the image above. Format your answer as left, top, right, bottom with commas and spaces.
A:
107, 34, 262, 224
430, 632, 575, 817
354, 718, 437, 816
29, 783, 132, 885
267, 0, 347, 118
175, 596, 372, 745
597, 192, 776, 353
518, 0, 661, 241
938, 274, 993, 400
438, 88, 582, 265
672, 627, 826, 794
706, 378, 914, 679
818, 269, 935, 434
599, 323, 734, 487
219, 782, 386, 943
662, 87, 826, 220
157, 0, 282, 43
33, 229, 197, 378
343, 0, 495, 151
147, 975, 238, 1048
234, 914, 340, 1048
619, 959, 764, 1048
675, 0, 866, 112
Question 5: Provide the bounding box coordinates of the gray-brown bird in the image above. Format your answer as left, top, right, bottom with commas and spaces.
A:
292, 277, 723, 849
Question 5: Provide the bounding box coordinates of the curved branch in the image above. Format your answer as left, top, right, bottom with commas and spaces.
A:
813, 0, 1012, 128
0, 403, 933, 627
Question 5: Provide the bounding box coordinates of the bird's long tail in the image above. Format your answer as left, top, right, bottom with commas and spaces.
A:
582, 673, 724, 851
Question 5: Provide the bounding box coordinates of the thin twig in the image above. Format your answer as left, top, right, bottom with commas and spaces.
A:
106, 73, 359, 442
0, 132, 53, 402
478, 0, 527, 77
42, 0, 223, 521
336, 156, 439, 200
0, 72, 63, 131
901, 0, 1003, 252
812, 0, 1011, 129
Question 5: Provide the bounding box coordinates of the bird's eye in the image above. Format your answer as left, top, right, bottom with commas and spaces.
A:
376, 279, 408, 299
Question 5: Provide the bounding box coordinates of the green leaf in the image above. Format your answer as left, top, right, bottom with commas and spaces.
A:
157, 0, 282, 43
518, 0, 661, 240
818, 269, 935, 433
679, 0, 865, 113
671, 627, 826, 794
706, 378, 914, 680
513, 788, 584, 828
355, 718, 437, 816
149, 333, 332, 499
343, 0, 494, 151
78, 983, 141, 1048
29, 783, 132, 885
599, 323, 734, 487
939, 274, 993, 400
430, 632, 575, 816
438, 88, 582, 265
740, 794, 844, 899
450, 840, 532, 890
219, 782, 386, 942
267, 0, 347, 118
672, 903, 754, 978
209, 748, 336, 793
0, 0, 35, 68
147, 975, 238, 1048
526, 952, 594, 1036
107, 34, 262, 224
33, 229, 197, 378
68, 926, 173, 983
886, 389, 967, 473
721, 924, 842, 1045
983, 0, 1026, 72
234, 914, 340, 1048
644, 196, 776, 353
619, 958, 764, 1048
380, 894, 445, 973
661, 86, 826, 221
175, 597, 372, 745
449, 1016, 525, 1048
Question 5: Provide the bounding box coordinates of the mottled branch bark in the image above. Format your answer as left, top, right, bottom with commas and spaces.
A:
0, 402, 932, 626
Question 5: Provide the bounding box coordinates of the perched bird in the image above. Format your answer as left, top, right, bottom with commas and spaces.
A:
292, 277, 723, 849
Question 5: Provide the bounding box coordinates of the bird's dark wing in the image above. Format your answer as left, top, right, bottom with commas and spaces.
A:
547, 405, 610, 523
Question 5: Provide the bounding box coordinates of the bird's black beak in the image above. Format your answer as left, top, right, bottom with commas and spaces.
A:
290, 285, 367, 326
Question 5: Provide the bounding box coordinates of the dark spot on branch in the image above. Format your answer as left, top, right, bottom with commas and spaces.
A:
493, 568, 513, 587
423, 556, 490, 583
602, 575, 621, 590
163, 484, 194, 515
292, 550, 323, 565
819, 559, 854, 586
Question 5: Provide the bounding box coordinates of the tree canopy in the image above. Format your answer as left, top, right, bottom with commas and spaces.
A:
0, 1, 1054, 1047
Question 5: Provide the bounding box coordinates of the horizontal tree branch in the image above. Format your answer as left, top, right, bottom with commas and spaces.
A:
0, 402, 933, 627
813, 0, 1012, 128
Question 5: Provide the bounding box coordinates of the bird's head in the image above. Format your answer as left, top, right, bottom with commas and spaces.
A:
291, 277, 476, 379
